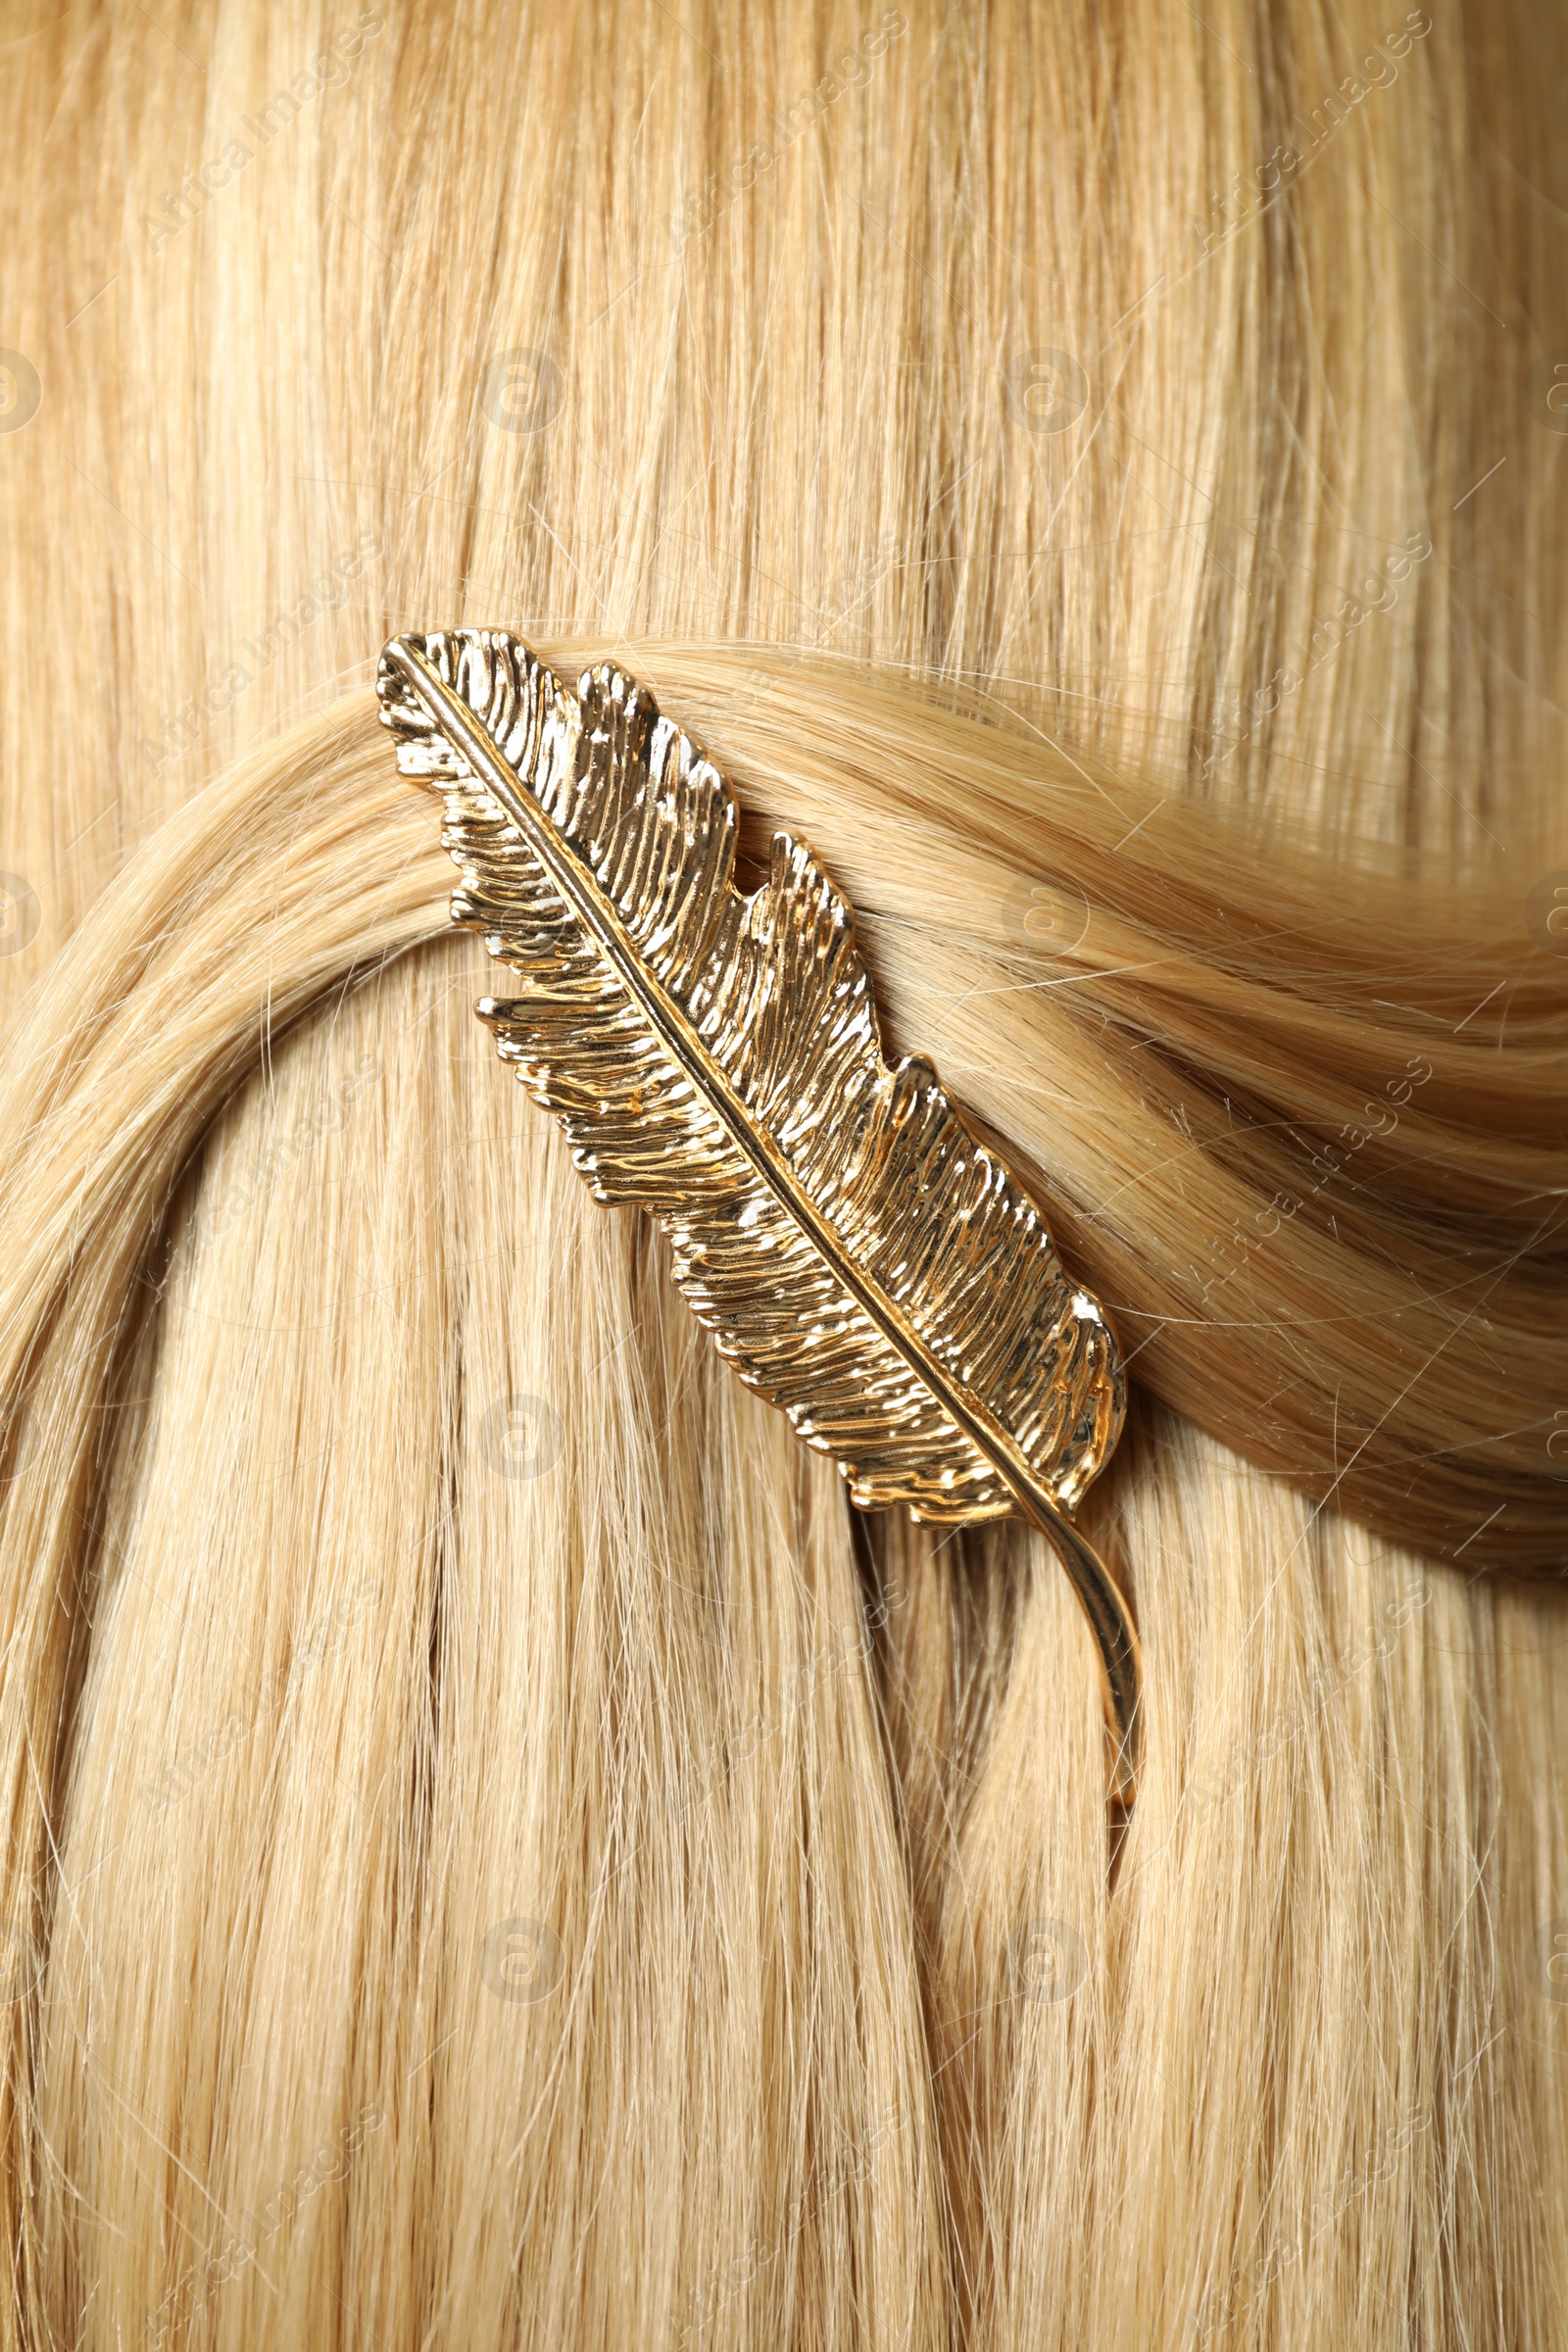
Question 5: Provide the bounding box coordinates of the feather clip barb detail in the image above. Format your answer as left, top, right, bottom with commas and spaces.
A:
377, 630, 1142, 1801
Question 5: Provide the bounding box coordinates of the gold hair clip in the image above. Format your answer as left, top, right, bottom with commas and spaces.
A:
377, 631, 1142, 1802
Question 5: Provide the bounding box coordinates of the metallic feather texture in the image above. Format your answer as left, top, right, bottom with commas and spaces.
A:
377, 629, 1142, 1799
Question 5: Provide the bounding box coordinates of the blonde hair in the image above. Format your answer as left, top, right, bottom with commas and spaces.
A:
2, 0, 1565, 2344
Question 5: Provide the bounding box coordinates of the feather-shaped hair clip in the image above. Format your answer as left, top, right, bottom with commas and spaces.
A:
377, 631, 1142, 1803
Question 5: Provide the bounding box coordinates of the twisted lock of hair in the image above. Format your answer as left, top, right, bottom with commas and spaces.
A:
2, 0, 1566, 2343
2, 657, 1564, 2344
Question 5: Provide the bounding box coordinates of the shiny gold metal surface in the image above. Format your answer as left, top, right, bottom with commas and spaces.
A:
377, 629, 1142, 1801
